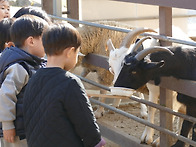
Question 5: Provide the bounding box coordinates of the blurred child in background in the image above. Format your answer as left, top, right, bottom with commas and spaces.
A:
13, 6, 51, 23
0, 0, 10, 21
0, 18, 15, 52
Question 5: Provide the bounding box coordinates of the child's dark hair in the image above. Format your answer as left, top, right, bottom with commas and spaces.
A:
42, 23, 81, 56
13, 6, 51, 23
10, 15, 48, 48
0, 18, 14, 51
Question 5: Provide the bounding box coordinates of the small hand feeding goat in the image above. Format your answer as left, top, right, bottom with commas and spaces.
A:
107, 27, 186, 146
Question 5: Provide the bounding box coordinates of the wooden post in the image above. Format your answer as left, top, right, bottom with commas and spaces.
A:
53, 0, 62, 17
159, 7, 172, 46
159, 6, 173, 147
41, 0, 53, 15
67, 0, 80, 27
159, 88, 173, 147
41, 0, 62, 17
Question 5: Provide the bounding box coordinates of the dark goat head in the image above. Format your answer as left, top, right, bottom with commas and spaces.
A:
114, 46, 174, 89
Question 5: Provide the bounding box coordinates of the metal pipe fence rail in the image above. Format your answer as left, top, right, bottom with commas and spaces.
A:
49, 15, 196, 47
90, 98, 196, 147
76, 75, 110, 91
76, 74, 196, 124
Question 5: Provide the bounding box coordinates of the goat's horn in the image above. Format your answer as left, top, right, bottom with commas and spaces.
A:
135, 46, 174, 61
120, 28, 156, 48
107, 39, 115, 51
130, 36, 152, 53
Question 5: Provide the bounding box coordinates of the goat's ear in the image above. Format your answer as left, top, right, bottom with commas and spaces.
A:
106, 39, 115, 51
144, 60, 164, 70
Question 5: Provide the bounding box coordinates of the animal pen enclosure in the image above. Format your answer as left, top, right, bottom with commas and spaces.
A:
41, 0, 196, 146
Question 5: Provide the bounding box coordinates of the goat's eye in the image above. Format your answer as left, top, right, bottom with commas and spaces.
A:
124, 60, 131, 65
124, 58, 132, 65
131, 71, 137, 74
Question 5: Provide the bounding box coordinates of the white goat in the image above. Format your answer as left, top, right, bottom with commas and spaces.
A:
74, 21, 149, 118
107, 27, 187, 146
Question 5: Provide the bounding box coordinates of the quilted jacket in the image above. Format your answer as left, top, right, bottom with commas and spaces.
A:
23, 67, 102, 147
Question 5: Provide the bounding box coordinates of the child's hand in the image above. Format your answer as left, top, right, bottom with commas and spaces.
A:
3, 128, 16, 143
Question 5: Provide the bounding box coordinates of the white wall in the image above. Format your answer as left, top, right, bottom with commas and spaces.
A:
81, 0, 194, 36
11, 0, 195, 37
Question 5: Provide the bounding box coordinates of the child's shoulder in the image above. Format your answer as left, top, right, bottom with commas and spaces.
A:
0, 47, 31, 72
65, 71, 85, 88
0, 63, 29, 86
5, 63, 29, 75
66, 71, 79, 81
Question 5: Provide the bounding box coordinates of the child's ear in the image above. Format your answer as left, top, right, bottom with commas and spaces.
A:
66, 47, 75, 57
5, 42, 15, 48
25, 36, 34, 47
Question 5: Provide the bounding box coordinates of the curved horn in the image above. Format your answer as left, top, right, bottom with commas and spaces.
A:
135, 46, 174, 61
130, 36, 152, 53
107, 39, 115, 51
120, 28, 157, 48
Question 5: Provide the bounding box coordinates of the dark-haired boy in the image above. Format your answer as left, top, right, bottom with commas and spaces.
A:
0, 15, 48, 147
23, 23, 105, 147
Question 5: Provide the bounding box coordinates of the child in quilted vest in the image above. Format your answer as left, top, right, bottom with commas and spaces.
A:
23, 23, 105, 147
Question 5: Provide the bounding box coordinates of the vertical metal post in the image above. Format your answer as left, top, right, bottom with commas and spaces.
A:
159, 6, 173, 147
53, 0, 62, 17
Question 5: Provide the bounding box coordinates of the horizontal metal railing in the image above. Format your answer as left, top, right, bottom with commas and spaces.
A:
76, 75, 196, 124
49, 15, 196, 47
90, 98, 196, 147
